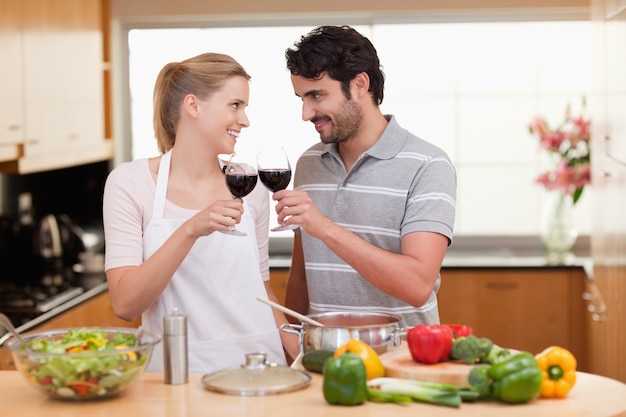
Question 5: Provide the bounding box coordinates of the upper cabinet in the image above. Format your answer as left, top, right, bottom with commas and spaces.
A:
0, 0, 112, 174
0, 0, 23, 162
606, 0, 626, 17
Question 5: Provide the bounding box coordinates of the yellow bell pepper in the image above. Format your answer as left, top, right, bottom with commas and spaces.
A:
534, 346, 577, 398
115, 344, 137, 361
334, 339, 385, 380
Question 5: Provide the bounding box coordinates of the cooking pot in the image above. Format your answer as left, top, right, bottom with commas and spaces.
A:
280, 312, 407, 354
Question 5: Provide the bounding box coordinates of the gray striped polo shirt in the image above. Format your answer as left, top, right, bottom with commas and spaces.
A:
294, 115, 457, 327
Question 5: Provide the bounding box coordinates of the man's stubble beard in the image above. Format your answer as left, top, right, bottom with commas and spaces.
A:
319, 99, 363, 145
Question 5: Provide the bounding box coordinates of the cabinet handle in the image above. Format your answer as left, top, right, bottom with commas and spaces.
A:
582, 280, 607, 322
485, 282, 518, 290
7, 124, 21, 131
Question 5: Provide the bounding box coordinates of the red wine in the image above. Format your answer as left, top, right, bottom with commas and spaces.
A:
225, 173, 258, 198
258, 169, 291, 192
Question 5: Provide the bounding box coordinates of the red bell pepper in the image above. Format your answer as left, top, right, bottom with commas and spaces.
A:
406, 324, 454, 364
445, 324, 473, 338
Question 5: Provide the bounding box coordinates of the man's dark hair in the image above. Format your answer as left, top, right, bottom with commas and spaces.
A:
285, 25, 385, 105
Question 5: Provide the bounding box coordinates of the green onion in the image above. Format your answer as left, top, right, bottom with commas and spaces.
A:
367, 377, 462, 408
367, 387, 413, 404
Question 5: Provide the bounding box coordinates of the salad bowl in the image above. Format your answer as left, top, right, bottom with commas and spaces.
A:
5, 327, 160, 401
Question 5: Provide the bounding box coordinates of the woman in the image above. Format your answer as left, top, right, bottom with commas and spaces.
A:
103, 52, 299, 373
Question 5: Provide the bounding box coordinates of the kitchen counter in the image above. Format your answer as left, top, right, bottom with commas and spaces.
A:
0, 370, 624, 416
269, 235, 592, 268
1, 236, 593, 347
270, 253, 593, 273
1, 262, 591, 347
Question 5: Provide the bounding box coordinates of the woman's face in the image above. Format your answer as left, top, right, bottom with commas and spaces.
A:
196, 75, 250, 154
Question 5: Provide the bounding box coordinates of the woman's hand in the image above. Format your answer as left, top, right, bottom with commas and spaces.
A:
190, 198, 244, 236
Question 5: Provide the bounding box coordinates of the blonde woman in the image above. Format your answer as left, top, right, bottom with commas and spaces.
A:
103, 53, 299, 373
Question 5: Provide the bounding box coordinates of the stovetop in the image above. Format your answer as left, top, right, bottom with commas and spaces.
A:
0, 267, 104, 328
0, 281, 84, 311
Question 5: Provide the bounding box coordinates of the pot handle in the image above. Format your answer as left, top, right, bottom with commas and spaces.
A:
392, 327, 410, 347
279, 323, 303, 336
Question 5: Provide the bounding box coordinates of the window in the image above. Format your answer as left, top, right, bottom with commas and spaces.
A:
128, 21, 592, 237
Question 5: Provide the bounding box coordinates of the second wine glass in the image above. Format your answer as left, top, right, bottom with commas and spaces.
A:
222, 152, 258, 236
257, 147, 299, 232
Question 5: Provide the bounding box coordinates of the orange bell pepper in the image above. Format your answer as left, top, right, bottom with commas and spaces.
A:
535, 346, 577, 398
334, 339, 385, 380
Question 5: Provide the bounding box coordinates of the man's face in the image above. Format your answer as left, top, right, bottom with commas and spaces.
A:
290, 73, 362, 144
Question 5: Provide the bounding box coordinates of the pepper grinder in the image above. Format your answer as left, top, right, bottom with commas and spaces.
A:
163, 308, 188, 384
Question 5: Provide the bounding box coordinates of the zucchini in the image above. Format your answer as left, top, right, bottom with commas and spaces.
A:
301, 349, 335, 373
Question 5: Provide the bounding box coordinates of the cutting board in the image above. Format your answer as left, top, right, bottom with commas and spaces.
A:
379, 344, 474, 388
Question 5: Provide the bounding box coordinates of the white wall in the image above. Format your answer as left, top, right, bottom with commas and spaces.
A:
125, 21, 593, 238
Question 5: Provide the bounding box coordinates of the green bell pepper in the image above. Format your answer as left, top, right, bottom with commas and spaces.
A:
487, 352, 544, 404
322, 352, 368, 406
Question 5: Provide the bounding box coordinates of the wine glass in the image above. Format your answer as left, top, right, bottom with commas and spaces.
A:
221, 152, 258, 236
257, 146, 299, 232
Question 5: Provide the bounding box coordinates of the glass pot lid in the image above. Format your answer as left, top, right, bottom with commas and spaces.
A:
201, 352, 311, 396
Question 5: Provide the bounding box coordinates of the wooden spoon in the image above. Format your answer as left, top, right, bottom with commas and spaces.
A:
256, 297, 325, 327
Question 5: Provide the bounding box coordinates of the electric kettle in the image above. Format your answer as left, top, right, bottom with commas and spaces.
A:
33, 214, 63, 270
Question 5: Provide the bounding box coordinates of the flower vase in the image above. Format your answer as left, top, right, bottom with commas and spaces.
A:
540, 190, 578, 264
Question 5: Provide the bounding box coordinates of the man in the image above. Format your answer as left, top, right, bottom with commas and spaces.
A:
273, 25, 456, 326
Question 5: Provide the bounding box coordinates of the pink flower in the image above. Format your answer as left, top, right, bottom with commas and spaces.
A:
529, 100, 591, 205
568, 115, 591, 147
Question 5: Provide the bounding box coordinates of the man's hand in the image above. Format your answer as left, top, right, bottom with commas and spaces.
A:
273, 190, 331, 237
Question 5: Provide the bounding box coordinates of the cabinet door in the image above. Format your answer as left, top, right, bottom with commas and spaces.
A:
17, 0, 110, 173
270, 268, 289, 306
589, 0, 626, 382
21, 0, 64, 158
0, 0, 23, 160
62, 0, 105, 151
438, 268, 588, 369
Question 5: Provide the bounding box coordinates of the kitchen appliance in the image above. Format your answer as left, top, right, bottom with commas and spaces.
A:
0, 213, 105, 330
0, 269, 85, 328
34, 213, 101, 273
32, 214, 64, 274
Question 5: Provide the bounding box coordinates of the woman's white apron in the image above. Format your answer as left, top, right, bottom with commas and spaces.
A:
142, 150, 284, 373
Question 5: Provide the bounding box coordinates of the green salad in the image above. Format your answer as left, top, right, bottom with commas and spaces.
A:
16, 328, 149, 400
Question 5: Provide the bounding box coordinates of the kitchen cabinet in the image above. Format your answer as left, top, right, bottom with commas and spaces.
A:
437, 267, 589, 372
0, 0, 23, 162
0, 291, 141, 370
0, 0, 113, 174
270, 268, 289, 306
589, 0, 626, 383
